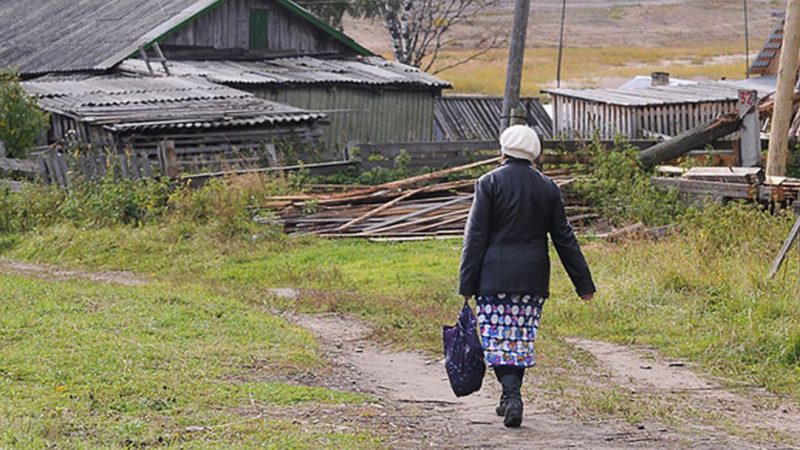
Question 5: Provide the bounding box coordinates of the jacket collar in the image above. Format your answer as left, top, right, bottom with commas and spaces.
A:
502, 156, 532, 166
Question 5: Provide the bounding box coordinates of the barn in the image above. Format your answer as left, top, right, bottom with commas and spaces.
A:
0, 0, 450, 156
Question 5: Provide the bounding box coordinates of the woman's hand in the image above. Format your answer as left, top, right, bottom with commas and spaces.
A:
580, 293, 594, 302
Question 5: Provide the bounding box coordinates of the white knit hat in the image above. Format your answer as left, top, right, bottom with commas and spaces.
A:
500, 125, 541, 163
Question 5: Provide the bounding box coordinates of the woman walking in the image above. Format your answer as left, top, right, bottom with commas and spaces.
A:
458, 125, 596, 428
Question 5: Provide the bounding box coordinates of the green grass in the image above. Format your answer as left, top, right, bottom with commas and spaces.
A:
5, 204, 800, 405
0, 273, 377, 448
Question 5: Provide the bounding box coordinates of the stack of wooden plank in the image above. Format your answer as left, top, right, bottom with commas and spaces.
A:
653, 166, 800, 204
258, 157, 592, 241
652, 167, 765, 200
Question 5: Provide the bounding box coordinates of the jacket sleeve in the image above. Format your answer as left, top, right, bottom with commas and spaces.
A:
548, 183, 596, 296
458, 177, 493, 295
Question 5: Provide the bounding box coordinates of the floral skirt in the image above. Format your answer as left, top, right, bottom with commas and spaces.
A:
476, 293, 545, 367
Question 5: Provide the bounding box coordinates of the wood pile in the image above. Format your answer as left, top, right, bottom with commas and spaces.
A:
258, 157, 593, 241
653, 166, 800, 204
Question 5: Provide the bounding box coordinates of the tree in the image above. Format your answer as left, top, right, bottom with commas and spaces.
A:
0, 70, 49, 158
300, 0, 506, 74
376, 0, 505, 73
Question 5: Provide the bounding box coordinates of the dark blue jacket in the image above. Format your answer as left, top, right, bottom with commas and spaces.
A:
458, 158, 595, 298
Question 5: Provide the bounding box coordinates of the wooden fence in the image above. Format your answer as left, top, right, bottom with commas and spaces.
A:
1, 140, 356, 189
348, 139, 736, 170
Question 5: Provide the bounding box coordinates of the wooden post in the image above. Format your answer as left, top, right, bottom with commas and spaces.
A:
738, 89, 761, 167
0, 142, 5, 158
500, 0, 531, 129
767, 0, 800, 177
158, 140, 179, 179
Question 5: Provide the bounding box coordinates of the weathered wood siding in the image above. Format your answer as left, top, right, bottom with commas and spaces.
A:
551, 95, 738, 140
251, 86, 438, 149
162, 0, 352, 55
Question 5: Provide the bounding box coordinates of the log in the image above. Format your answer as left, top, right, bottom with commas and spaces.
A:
768, 216, 800, 279
638, 113, 743, 169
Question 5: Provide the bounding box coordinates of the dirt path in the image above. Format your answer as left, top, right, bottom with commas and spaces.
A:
570, 339, 800, 446
267, 284, 797, 449
0, 258, 148, 286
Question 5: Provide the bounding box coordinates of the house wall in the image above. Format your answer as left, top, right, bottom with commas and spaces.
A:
248, 85, 438, 150
552, 95, 738, 139
162, 0, 353, 56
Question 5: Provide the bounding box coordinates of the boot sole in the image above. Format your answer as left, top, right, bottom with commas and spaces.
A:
504, 412, 522, 428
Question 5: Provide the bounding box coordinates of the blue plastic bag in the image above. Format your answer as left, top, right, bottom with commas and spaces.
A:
443, 299, 485, 397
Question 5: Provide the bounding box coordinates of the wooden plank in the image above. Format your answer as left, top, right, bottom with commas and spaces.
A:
768, 216, 800, 279
181, 160, 360, 182
361, 195, 474, 232
140, 151, 154, 178
652, 177, 755, 199
0, 179, 22, 192
0, 156, 39, 173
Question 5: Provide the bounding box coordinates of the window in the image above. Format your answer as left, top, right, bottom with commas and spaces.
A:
249, 9, 269, 50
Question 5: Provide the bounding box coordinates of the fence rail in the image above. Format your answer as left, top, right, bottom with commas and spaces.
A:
349, 139, 736, 170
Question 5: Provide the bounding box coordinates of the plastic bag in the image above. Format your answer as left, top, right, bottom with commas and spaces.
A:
442, 299, 485, 397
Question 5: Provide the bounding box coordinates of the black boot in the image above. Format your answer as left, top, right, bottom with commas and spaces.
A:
494, 367, 524, 427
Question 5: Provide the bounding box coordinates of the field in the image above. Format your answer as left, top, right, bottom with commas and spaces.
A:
432, 44, 750, 96
344, 0, 782, 96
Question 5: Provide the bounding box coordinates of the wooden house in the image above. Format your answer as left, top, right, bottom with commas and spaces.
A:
544, 75, 743, 140
22, 76, 326, 152
0, 0, 450, 156
750, 17, 785, 77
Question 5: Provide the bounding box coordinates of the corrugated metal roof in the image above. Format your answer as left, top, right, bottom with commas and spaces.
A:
0, 0, 374, 75
23, 75, 325, 132
750, 17, 784, 76
119, 57, 452, 88
434, 96, 552, 141
544, 82, 743, 106
0, 0, 214, 74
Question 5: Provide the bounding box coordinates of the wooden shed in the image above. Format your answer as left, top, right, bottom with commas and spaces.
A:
120, 57, 450, 149
22, 76, 326, 152
544, 82, 742, 140
1, 0, 450, 155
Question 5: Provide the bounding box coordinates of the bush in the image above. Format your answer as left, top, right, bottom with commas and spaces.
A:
575, 137, 688, 226
0, 173, 290, 238
0, 70, 49, 158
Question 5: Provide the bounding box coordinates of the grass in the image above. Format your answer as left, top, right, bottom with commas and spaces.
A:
5, 203, 800, 403
0, 273, 378, 448
432, 44, 749, 96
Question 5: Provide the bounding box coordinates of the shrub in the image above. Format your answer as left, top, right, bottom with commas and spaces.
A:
0, 70, 49, 158
575, 137, 688, 226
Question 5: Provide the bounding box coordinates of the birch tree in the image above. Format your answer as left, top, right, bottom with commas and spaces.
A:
378, 0, 505, 73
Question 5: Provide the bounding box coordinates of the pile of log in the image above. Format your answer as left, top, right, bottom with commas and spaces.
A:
258, 157, 593, 241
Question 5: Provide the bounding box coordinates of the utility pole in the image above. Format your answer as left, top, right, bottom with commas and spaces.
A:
767, 0, 800, 177
500, 0, 531, 128
557, 0, 567, 88
744, 0, 750, 78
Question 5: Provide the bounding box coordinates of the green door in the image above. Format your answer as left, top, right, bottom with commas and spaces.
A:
249, 9, 269, 49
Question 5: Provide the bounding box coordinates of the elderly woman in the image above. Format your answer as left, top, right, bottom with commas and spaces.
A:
458, 125, 596, 428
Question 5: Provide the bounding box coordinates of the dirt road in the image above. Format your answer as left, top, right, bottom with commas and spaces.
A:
284, 306, 800, 449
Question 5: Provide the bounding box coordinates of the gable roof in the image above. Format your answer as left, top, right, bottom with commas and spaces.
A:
23, 75, 325, 132
0, 0, 373, 76
750, 17, 785, 76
